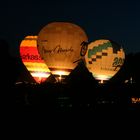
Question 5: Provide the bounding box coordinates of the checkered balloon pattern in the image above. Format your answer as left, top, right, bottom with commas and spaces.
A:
85, 39, 125, 81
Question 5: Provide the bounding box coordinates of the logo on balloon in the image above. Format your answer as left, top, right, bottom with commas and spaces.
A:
41, 44, 74, 55
80, 41, 88, 56
112, 57, 124, 70
21, 53, 42, 61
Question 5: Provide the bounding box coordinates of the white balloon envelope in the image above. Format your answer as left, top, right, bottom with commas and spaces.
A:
37, 22, 88, 80
85, 39, 125, 83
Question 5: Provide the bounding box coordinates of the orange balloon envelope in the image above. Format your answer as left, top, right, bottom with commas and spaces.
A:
20, 36, 51, 84
37, 22, 88, 81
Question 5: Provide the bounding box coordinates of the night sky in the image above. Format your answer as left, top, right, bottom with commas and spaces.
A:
1, 0, 140, 56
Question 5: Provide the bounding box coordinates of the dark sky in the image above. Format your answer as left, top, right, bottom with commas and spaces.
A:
1, 0, 140, 56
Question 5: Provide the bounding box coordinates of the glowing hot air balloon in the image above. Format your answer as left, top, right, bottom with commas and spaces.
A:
37, 22, 88, 81
85, 39, 125, 83
20, 36, 51, 84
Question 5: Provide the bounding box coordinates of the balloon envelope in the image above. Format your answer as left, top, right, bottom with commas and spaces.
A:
20, 36, 51, 84
37, 22, 88, 80
85, 39, 125, 83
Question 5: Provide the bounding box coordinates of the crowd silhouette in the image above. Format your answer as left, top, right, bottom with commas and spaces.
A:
1, 39, 140, 113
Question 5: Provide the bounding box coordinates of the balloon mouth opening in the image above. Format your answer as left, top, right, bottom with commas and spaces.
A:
93, 75, 111, 84
31, 72, 51, 78
93, 74, 112, 81
50, 70, 71, 83
31, 72, 51, 84
51, 70, 70, 76
49, 67, 72, 76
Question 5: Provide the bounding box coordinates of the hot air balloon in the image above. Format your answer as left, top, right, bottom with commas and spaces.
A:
85, 39, 125, 83
20, 36, 51, 84
37, 22, 88, 82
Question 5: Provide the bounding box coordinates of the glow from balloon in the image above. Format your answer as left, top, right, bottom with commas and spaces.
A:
85, 39, 125, 82
37, 22, 88, 80
20, 36, 51, 84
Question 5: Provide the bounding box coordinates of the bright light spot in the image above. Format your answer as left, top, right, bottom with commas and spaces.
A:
52, 70, 70, 76
131, 97, 140, 104
31, 72, 50, 78
58, 75, 62, 81
95, 75, 110, 81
